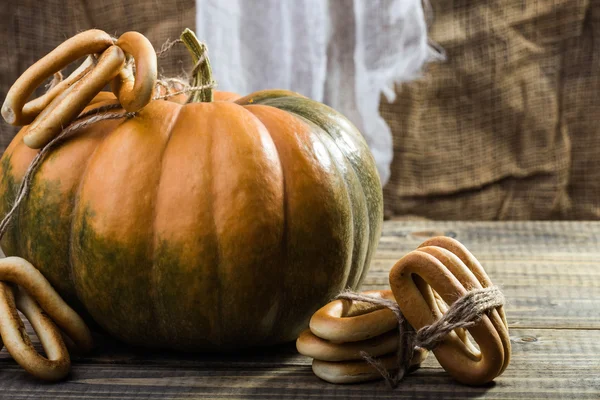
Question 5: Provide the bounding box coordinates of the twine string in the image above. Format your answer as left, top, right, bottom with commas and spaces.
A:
335, 286, 504, 388
157, 38, 183, 58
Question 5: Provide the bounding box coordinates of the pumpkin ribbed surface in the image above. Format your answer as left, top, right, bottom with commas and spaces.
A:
0, 91, 383, 350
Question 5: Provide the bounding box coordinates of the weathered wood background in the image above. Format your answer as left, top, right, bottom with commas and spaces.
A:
1, 221, 599, 399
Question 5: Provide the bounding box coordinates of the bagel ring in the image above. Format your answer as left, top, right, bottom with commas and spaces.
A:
308, 290, 398, 343
389, 236, 510, 385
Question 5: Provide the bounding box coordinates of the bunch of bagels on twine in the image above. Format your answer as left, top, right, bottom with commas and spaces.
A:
297, 236, 510, 387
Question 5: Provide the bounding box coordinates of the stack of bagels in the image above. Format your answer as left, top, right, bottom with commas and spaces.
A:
296, 237, 510, 386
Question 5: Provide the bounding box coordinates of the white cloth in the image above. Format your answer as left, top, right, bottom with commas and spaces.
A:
196, 0, 432, 184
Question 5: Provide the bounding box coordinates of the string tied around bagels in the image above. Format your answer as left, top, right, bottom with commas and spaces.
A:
335, 285, 505, 388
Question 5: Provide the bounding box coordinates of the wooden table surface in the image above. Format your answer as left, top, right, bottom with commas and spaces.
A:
1, 221, 599, 399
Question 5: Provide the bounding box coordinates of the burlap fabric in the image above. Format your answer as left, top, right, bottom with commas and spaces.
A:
382, 0, 597, 220
1, 0, 598, 220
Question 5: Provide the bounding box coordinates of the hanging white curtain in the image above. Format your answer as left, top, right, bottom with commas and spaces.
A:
195, 0, 433, 185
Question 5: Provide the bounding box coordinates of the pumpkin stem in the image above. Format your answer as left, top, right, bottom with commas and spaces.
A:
180, 28, 214, 103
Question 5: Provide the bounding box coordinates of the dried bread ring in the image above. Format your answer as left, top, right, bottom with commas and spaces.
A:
417, 238, 510, 374
23, 45, 126, 149
418, 236, 510, 373
296, 328, 398, 361
2, 29, 114, 126
389, 236, 510, 385
3, 29, 159, 150
311, 347, 428, 384
0, 257, 93, 381
20, 57, 96, 124
0, 284, 70, 381
309, 290, 397, 343
111, 31, 157, 112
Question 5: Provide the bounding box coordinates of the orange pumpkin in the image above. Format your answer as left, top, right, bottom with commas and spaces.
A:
0, 30, 383, 350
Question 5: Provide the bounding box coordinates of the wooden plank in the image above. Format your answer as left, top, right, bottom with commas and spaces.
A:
369, 221, 600, 329
0, 221, 598, 398
0, 328, 597, 399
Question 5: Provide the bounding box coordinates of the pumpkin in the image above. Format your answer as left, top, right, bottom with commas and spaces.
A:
0, 29, 383, 350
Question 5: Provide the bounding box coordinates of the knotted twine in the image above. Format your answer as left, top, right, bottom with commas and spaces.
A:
335, 286, 505, 388
0, 40, 215, 240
